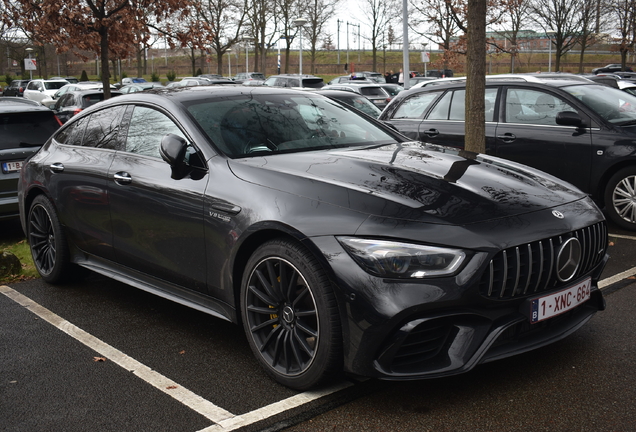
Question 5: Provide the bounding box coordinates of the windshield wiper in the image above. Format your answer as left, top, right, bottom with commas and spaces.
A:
616, 119, 636, 126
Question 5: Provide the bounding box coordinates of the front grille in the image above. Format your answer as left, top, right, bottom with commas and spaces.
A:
479, 222, 607, 299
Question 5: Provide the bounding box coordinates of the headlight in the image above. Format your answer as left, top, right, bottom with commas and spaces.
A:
337, 237, 467, 279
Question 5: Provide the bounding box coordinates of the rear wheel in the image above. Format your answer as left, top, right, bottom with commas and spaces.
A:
240, 239, 342, 390
28, 195, 71, 283
604, 167, 636, 231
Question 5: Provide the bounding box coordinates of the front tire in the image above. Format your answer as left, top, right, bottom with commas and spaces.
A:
28, 195, 71, 283
240, 239, 342, 390
604, 167, 636, 231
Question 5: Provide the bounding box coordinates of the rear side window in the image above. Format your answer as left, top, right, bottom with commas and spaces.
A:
0, 111, 60, 150
54, 115, 89, 146
82, 106, 127, 149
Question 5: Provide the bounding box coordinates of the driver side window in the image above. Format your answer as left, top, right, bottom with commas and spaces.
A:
505, 88, 576, 126
125, 107, 185, 158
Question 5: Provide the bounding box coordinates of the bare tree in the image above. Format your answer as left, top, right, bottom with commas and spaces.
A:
531, 0, 584, 71
192, 0, 247, 76
305, 0, 340, 74
493, 0, 532, 72
611, 0, 636, 70
360, 0, 399, 72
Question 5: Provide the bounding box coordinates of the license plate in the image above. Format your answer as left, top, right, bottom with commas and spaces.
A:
529, 277, 591, 323
2, 161, 23, 173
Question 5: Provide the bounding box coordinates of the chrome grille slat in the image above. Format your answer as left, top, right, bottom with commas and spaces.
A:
522, 244, 532, 295
479, 222, 607, 300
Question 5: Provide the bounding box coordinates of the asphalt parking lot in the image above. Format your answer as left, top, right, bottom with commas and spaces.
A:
1, 218, 635, 432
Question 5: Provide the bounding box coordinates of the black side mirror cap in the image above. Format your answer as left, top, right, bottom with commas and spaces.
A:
160, 133, 189, 179
556, 111, 587, 128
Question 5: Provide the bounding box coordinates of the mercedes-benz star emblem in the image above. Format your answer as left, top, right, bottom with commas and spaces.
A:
552, 210, 565, 219
556, 237, 582, 282
282, 306, 295, 324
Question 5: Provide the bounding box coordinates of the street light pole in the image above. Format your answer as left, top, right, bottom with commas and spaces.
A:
547, 30, 556, 72
227, 49, 232, 78
242, 37, 253, 73
294, 18, 307, 82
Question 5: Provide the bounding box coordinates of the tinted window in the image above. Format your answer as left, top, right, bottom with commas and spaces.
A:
393, 91, 442, 119
82, 106, 126, 149
301, 78, 324, 89
0, 111, 60, 149
359, 87, 386, 97
125, 106, 185, 158
427, 88, 498, 122
54, 115, 89, 146
505, 88, 577, 125
44, 81, 68, 90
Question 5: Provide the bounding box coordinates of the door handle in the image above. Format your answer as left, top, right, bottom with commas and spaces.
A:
497, 133, 516, 143
49, 162, 64, 173
423, 128, 439, 137
113, 172, 132, 185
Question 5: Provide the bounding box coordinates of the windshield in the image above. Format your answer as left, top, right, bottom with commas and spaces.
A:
563, 84, 636, 125
186, 92, 396, 158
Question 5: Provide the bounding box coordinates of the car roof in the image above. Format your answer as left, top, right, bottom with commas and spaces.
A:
0, 98, 54, 113
410, 73, 596, 90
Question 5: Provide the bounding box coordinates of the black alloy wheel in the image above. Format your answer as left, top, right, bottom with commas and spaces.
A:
241, 239, 342, 390
28, 195, 70, 283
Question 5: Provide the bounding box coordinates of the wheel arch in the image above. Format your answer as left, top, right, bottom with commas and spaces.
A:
230, 224, 341, 324
596, 160, 636, 208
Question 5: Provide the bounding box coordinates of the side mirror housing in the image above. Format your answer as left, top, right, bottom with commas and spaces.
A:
556, 111, 587, 128
160, 133, 189, 179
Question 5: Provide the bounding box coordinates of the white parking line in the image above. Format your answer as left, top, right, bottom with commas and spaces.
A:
0, 285, 233, 424
0, 284, 353, 431
3, 251, 634, 431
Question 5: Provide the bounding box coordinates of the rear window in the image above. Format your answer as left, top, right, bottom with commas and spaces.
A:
360, 87, 386, 97
250, 73, 265, 80
44, 81, 68, 90
301, 78, 324, 89
0, 111, 60, 149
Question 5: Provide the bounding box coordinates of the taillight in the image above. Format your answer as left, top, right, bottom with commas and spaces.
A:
73, 109, 83, 116
54, 115, 63, 126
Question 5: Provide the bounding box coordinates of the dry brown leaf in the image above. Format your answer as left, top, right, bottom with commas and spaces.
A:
609, 241, 615, 247
93, 357, 106, 362
166, 385, 178, 390
179, 350, 186, 355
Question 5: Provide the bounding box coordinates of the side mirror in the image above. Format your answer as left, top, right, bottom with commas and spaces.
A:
556, 111, 587, 128
160, 133, 189, 179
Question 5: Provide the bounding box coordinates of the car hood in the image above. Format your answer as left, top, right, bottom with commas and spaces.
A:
229, 142, 587, 225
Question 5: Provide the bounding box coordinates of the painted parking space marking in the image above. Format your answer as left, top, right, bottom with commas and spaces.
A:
1, 284, 353, 431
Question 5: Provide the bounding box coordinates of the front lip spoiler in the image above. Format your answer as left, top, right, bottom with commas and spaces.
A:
371, 289, 605, 381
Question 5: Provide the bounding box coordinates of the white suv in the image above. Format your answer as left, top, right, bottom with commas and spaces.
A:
23, 79, 69, 105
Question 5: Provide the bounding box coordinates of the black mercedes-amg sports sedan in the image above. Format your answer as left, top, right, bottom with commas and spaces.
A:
19, 86, 608, 390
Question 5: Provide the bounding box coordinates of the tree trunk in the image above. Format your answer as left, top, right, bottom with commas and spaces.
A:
464, 0, 486, 154
100, 28, 111, 98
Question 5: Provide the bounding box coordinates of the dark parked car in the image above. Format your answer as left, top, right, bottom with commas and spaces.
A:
321, 83, 391, 109
19, 86, 608, 390
380, 73, 636, 230
592, 64, 633, 74
3, 80, 31, 97
314, 89, 383, 118
52, 89, 123, 123
1, 99, 60, 220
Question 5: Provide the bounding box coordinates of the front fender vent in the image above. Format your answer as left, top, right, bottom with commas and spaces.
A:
479, 222, 607, 300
